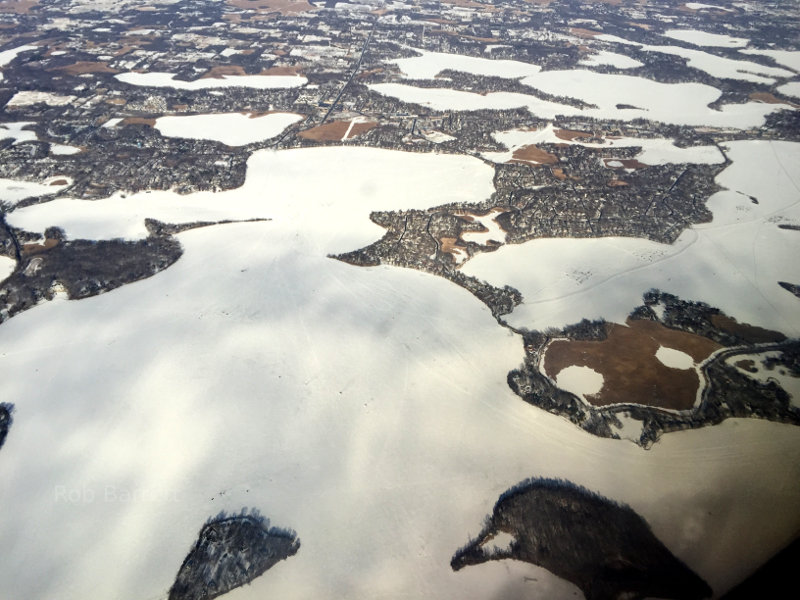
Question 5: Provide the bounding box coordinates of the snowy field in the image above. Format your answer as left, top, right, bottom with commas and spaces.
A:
1, 183, 799, 600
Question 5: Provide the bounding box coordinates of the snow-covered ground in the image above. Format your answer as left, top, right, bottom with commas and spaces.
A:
115, 71, 308, 90
463, 140, 800, 337
153, 112, 304, 146
5, 91, 76, 107
0, 205, 798, 600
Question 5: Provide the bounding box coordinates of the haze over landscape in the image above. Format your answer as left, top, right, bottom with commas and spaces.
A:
0, 0, 799, 599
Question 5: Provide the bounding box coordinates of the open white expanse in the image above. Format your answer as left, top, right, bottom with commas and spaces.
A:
0, 177, 72, 206
662, 29, 749, 48
371, 69, 787, 128
115, 71, 308, 90
778, 81, 800, 99
596, 34, 794, 84
9, 147, 496, 253
656, 346, 695, 370
390, 48, 542, 80
555, 365, 604, 401
740, 49, 800, 72
153, 112, 304, 146
1, 210, 798, 600
463, 140, 800, 336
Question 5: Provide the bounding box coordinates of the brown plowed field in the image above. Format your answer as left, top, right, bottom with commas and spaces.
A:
298, 120, 377, 142
543, 319, 722, 409
510, 144, 558, 165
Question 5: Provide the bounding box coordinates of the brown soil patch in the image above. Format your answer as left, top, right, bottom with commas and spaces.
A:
555, 128, 593, 141
261, 65, 301, 76
121, 117, 155, 127
298, 120, 377, 141
750, 92, 797, 107
440, 237, 464, 255
607, 179, 629, 187
0, 0, 39, 14
734, 359, 758, 373
551, 167, 567, 180
711, 314, 786, 344
510, 145, 558, 165
55, 61, 118, 75
201, 65, 247, 79
604, 158, 648, 169
49, 178, 68, 186
543, 319, 722, 410
21, 238, 58, 255
226, 0, 316, 16
570, 28, 600, 39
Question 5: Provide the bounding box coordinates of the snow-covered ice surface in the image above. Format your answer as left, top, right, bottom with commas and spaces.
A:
0, 177, 72, 206
153, 112, 304, 146
0, 255, 14, 282
655, 346, 695, 370
1, 218, 799, 600
463, 140, 800, 336
115, 71, 308, 90
662, 29, 749, 48
684, 2, 733, 11
740, 49, 800, 72
371, 69, 786, 128
8, 147, 495, 248
391, 48, 542, 79
555, 365, 604, 401
778, 81, 800, 99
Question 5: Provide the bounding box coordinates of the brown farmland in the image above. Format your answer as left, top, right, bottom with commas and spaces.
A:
543, 319, 722, 410
555, 128, 593, 141
55, 61, 118, 75
226, 0, 316, 16
510, 144, 558, 165
298, 120, 377, 142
